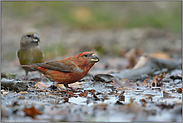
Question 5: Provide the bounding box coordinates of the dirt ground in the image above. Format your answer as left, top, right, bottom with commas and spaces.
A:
1, 24, 182, 122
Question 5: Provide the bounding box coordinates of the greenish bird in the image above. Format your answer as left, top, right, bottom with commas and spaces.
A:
17, 32, 44, 79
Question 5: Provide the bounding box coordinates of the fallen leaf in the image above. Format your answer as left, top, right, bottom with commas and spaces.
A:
151, 71, 165, 87
35, 82, 50, 90
23, 106, 42, 118
148, 96, 153, 101
66, 91, 76, 96
176, 88, 182, 93
111, 78, 135, 88
149, 52, 171, 59
18, 91, 28, 94
89, 89, 96, 93
133, 55, 150, 69
78, 90, 88, 97
118, 91, 125, 101
143, 78, 149, 86
140, 99, 147, 103
18, 95, 25, 99
92, 93, 100, 101
125, 48, 137, 68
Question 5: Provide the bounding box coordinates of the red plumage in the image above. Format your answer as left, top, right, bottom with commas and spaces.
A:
22, 51, 99, 88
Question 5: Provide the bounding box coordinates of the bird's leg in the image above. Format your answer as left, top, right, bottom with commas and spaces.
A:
48, 82, 58, 91
64, 84, 76, 91
23, 71, 29, 80
64, 84, 69, 88
39, 72, 44, 82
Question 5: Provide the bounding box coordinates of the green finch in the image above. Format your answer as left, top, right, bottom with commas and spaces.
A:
17, 32, 44, 78
21, 51, 99, 88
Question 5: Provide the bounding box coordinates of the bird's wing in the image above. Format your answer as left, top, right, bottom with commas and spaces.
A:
37, 61, 73, 73
17, 49, 25, 65
32, 49, 44, 63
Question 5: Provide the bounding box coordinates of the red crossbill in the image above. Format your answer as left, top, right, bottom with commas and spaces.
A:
21, 51, 99, 88
17, 32, 44, 78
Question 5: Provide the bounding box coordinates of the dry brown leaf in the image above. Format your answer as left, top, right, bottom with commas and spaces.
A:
23, 106, 42, 118
18, 91, 28, 94
18, 95, 25, 99
149, 52, 171, 59
142, 78, 149, 86
176, 88, 182, 93
35, 82, 50, 90
89, 89, 96, 93
92, 93, 100, 100
118, 91, 125, 101
151, 72, 165, 87
152, 75, 159, 86
78, 90, 88, 97
148, 96, 153, 101
66, 91, 76, 96
140, 99, 147, 103
159, 71, 165, 82
116, 87, 129, 91
111, 78, 135, 88
125, 48, 137, 68
133, 55, 150, 69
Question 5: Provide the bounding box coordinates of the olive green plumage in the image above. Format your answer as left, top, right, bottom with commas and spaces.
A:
17, 32, 44, 77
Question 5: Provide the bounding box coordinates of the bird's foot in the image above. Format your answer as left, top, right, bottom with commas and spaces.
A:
48, 85, 58, 91
66, 87, 77, 92
23, 75, 29, 80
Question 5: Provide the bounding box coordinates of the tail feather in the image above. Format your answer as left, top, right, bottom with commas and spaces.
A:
21, 64, 40, 71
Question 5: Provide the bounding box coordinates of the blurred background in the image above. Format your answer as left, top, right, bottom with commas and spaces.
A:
1, 1, 182, 74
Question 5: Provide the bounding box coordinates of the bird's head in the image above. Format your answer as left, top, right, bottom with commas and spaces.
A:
76, 51, 99, 69
20, 32, 40, 50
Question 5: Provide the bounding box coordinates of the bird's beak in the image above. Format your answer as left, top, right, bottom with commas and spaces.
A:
33, 34, 40, 42
90, 53, 100, 62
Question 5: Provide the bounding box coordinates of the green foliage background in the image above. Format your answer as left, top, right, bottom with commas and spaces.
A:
1, 1, 182, 61
2, 1, 181, 32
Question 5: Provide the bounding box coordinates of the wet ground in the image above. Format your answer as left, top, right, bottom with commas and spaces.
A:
1, 26, 182, 122
1, 57, 182, 122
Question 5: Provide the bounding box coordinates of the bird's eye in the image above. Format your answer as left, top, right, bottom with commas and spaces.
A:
26, 35, 31, 38
84, 54, 88, 57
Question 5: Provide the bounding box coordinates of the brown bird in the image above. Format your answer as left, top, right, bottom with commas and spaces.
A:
21, 51, 99, 88
17, 32, 44, 79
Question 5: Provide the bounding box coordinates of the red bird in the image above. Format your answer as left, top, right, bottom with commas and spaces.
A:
22, 51, 99, 88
